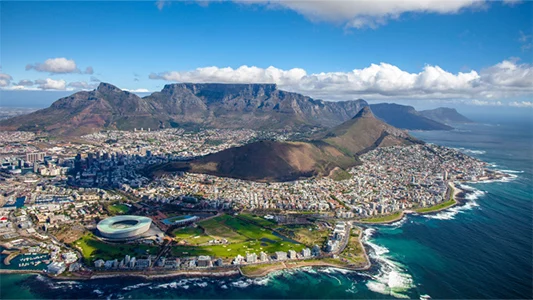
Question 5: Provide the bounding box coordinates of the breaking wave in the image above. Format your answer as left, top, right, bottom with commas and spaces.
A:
122, 282, 151, 291
422, 184, 483, 220
363, 228, 415, 298
453, 147, 486, 155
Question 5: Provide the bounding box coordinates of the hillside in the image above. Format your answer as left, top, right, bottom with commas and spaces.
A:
370, 103, 453, 131
149, 140, 359, 182
320, 107, 420, 155
0, 82, 367, 135
419, 107, 473, 124
148, 106, 420, 182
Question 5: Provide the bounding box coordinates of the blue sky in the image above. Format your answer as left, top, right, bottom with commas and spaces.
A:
1, 0, 532, 110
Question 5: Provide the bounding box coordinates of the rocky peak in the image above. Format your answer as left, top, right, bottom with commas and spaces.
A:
352, 106, 374, 119
96, 82, 123, 94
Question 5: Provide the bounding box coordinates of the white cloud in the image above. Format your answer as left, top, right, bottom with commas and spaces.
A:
16, 79, 34, 86
26, 58, 78, 73
25, 57, 94, 75
0, 73, 13, 87
509, 101, 533, 107
230, 0, 485, 29
149, 59, 533, 101
470, 99, 503, 106
156, 0, 170, 11
123, 88, 150, 93
35, 78, 67, 90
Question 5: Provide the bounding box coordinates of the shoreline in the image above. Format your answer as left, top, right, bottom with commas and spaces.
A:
1, 228, 372, 281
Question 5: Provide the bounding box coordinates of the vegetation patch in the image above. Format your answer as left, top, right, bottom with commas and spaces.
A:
414, 198, 456, 213
276, 224, 329, 247
360, 212, 402, 223
72, 233, 159, 265
173, 227, 212, 245
172, 214, 304, 260
339, 229, 366, 266
106, 204, 130, 215
240, 262, 285, 277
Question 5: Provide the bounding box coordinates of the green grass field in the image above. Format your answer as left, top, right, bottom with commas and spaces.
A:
173, 227, 213, 245
237, 213, 277, 228
107, 204, 130, 215
276, 225, 329, 247
171, 214, 305, 259
339, 230, 367, 266
360, 211, 402, 223
72, 233, 159, 265
414, 198, 456, 213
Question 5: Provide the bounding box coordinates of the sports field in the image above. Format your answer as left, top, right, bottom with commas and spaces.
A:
106, 203, 130, 215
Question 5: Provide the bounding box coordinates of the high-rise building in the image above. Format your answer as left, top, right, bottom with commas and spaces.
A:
26, 152, 45, 163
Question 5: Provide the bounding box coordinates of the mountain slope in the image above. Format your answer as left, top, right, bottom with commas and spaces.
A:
150, 140, 359, 182
148, 106, 420, 182
370, 103, 453, 131
419, 107, 473, 124
0, 83, 159, 135
0, 82, 367, 135
320, 106, 419, 155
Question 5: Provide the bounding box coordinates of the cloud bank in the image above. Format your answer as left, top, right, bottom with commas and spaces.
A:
149, 59, 533, 101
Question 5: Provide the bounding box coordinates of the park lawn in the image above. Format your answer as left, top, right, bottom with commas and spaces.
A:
361, 212, 402, 223
73, 233, 159, 264
240, 262, 285, 277
237, 213, 276, 228
339, 231, 367, 266
171, 238, 305, 260
171, 214, 305, 259
223, 216, 281, 241
276, 225, 329, 247
173, 227, 212, 245
414, 198, 456, 214
198, 217, 247, 243
107, 204, 130, 215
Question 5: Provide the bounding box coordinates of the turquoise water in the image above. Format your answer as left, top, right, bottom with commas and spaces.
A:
1, 117, 531, 299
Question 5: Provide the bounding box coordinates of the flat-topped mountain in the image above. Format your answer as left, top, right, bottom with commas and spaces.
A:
370, 103, 453, 131
0, 82, 367, 135
148, 106, 420, 182
419, 107, 473, 124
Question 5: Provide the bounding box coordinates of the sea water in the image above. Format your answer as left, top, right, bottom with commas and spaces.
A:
1, 117, 531, 299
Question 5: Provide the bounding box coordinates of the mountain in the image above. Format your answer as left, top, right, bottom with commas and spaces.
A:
149, 140, 359, 182
0, 82, 367, 136
148, 106, 420, 182
370, 103, 453, 131
320, 106, 420, 155
0, 83, 160, 136
419, 107, 473, 124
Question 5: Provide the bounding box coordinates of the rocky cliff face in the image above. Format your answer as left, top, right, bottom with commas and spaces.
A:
0, 82, 367, 135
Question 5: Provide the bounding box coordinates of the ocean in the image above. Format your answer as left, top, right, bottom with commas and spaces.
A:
1, 116, 532, 299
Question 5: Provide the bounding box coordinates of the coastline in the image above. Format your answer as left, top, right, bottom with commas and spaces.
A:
1, 229, 372, 281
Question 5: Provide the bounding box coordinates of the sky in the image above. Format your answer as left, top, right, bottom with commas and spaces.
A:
1, 0, 532, 111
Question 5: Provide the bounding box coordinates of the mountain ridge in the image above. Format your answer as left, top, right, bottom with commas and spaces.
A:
0, 82, 368, 135
419, 107, 473, 124
369, 103, 453, 131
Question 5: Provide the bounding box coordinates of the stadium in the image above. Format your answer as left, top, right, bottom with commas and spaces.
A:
97, 215, 152, 240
